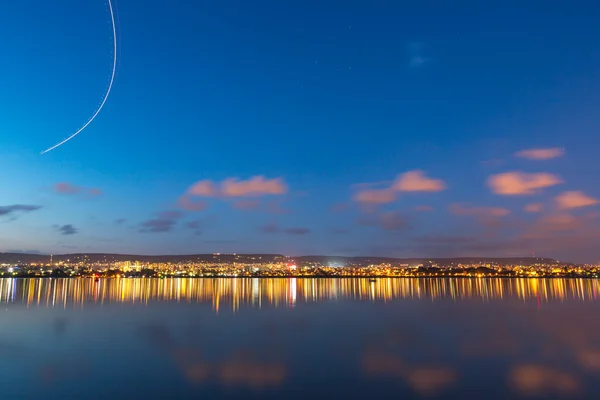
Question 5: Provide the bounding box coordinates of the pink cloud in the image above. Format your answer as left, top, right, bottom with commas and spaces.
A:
54, 182, 102, 197
352, 170, 445, 208
184, 176, 287, 198
188, 180, 217, 197
177, 195, 208, 211
524, 203, 543, 213
555, 191, 599, 210
527, 213, 581, 233
54, 182, 81, 195
353, 188, 396, 204
450, 204, 511, 217
487, 171, 562, 195
221, 176, 287, 197
179, 176, 287, 211
515, 147, 564, 160
393, 170, 446, 192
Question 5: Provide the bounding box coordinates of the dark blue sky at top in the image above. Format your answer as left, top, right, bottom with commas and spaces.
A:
1, 0, 600, 262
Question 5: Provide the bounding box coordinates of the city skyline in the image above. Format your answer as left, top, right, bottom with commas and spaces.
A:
2, 1, 600, 262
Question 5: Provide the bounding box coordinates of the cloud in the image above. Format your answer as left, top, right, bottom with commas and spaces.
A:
54, 182, 80, 194
184, 176, 287, 198
187, 180, 217, 197
260, 223, 279, 234
185, 219, 205, 235
233, 199, 261, 211
0, 204, 42, 218
450, 204, 511, 217
221, 176, 287, 197
358, 211, 410, 231
179, 176, 287, 211
259, 223, 309, 235
353, 189, 396, 204
524, 203, 543, 213
487, 171, 562, 195
555, 191, 599, 210
115, 218, 126, 225
393, 170, 446, 192
139, 219, 176, 233
55, 224, 78, 235
157, 211, 184, 220
53, 182, 103, 197
177, 195, 208, 212
186, 220, 203, 230
515, 147, 564, 160
353, 170, 445, 207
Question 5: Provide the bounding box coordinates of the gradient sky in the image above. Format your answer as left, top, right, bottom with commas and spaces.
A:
1, 0, 600, 262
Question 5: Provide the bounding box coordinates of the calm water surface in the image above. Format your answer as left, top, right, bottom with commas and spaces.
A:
1, 277, 599, 399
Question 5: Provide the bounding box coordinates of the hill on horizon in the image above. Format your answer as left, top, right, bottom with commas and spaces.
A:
0, 252, 561, 266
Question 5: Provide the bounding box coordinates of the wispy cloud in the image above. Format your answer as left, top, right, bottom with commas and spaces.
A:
55, 224, 78, 235
185, 219, 204, 235
221, 176, 287, 197
139, 219, 176, 233
515, 148, 564, 160
139, 211, 182, 233
179, 176, 288, 211
177, 196, 208, 212
353, 188, 396, 205
358, 211, 410, 231
183, 176, 287, 199
259, 223, 310, 235
524, 203, 543, 213
393, 170, 446, 192
53, 182, 103, 197
0, 204, 42, 218
450, 204, 511, 218
555, 191, 599, 210
353, 170, 445, 206
487, 171, 562, 195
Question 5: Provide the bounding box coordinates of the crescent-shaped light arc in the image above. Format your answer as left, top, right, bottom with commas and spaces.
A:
41, 0, 117, 154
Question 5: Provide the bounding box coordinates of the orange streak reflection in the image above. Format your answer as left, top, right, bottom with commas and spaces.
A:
2, 277, 599, 312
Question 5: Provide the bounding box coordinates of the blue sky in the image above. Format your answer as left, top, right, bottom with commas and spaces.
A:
1, 0, 600, 262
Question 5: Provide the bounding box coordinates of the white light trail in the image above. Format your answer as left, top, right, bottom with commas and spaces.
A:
41, 0, 117, 154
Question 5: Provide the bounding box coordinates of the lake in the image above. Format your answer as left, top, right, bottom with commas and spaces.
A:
0, 277, 599, 399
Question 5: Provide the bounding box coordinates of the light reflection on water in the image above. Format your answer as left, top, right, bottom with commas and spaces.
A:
1, 278, 599, 399
1, 277, 599, 311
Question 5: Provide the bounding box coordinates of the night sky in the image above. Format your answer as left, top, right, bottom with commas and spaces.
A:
1, 0, 600, 262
